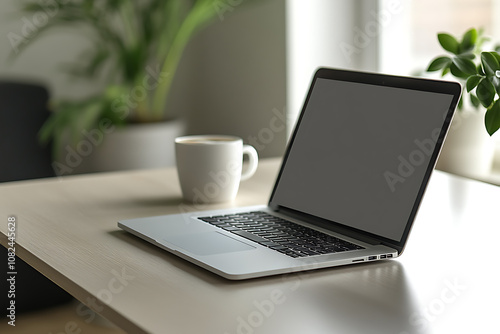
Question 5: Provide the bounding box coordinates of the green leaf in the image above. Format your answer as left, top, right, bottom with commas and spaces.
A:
460, 28, 477, 53
441, 67, 450, 77
459, 52, 475, 60
427, 56, 451, 72
75, 100, 103, 137
466, 75, 483, 92
492, 52, 500, 66
438, 33, 460, 54
476, 78, 496, 107
452, 56, 477, 76
481, 52, 500, 76
478, 63, 486, 76
491, 75, 500, 95
470, 94, 481, 108
485, 100, 500, 135
450, 62, 470, 79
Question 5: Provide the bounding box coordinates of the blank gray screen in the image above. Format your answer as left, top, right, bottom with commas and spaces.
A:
271, 78, 453, 241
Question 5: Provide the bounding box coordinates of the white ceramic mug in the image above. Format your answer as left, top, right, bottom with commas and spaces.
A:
175, 135, 258, 203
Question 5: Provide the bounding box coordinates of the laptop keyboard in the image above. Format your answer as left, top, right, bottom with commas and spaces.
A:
198, 211, 364, 258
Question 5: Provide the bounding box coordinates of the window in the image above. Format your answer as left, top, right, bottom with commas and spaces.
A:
382, 0, 498, 75
286, 0, 500, 181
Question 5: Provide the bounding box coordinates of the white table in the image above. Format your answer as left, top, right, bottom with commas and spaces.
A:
1, 158, 498, 333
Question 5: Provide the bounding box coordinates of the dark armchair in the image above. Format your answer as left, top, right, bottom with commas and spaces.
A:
1, 80, 73, 312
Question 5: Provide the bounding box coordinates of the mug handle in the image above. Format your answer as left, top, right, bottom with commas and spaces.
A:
241, 145, 258, 181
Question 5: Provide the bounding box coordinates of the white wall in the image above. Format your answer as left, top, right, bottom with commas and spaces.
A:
286, 0, 374, 136
182, 0, 287, 158
285, 0, 410, 136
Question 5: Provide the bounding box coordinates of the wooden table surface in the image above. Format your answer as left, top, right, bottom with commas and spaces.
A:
1, 158, 499, 333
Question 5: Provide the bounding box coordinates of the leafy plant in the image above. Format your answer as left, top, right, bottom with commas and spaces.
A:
14, 0, 221, 155
427, 28, 500, 136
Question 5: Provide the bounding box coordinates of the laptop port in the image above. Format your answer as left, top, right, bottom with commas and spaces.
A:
380, 254, 387, 259
352, 259, 364, 263
387, 254, 393, 258
368, 256, 377, 260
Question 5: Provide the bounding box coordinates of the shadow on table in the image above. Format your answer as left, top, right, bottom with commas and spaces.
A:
110, 228, 426, 333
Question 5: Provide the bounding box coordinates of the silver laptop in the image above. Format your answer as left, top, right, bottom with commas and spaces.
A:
118, 68, 461, 280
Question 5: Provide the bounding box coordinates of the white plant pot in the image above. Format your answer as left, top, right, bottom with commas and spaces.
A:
57, 120, 185, 175
436, 110, 495, 179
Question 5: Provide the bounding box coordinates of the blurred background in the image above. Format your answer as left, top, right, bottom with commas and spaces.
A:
1, 0, 499, 179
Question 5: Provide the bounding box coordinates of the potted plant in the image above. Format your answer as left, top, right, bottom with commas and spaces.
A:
14, 0, 221, 175
426, 28, 500, 178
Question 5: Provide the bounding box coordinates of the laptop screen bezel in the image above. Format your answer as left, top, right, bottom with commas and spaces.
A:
268, 67, 461, 254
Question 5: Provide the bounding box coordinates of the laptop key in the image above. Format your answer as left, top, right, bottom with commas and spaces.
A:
285, 251, 300, 258
260, 241, 280, 247
270, 245, 289, 251
221, 226, 240, 231
199, 217, 218, 222
209, 221, 227, 226
253, 232, 273, 238
231, 230, 269, 243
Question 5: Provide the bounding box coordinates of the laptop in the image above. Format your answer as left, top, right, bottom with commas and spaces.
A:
118, 68, 461, 280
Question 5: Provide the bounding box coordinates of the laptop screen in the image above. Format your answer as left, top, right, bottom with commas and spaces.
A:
269, 70, 459, 243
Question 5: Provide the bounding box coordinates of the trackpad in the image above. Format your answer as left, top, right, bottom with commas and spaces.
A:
163, 232, 255, 255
